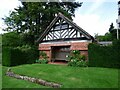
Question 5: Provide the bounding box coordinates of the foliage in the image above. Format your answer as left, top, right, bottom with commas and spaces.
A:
39, 51, 48, 59
2, 32, 35, 47
2, 47, 24, 66
95, 23, 120, 41
19, 33, 35, 45
88, 43, 120, 68
109, 23, 114, 32
35, 59, 48, 64
2, 47, 11, 66
2, 45, 39, 66
2, 64, 118, 88
108, 23, 120, 40
2, 32, 22, 47
67, 50, 87, 67
3, 2, 82, 45
2, 32, 39, 66
95, 33, 112, 41
76, 60, 88, 67
16, 45, 39, 64
35, 51, 48, 64
112, 39, 120, 47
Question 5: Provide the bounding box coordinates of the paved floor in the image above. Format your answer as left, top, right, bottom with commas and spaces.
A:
48, 61, 67, 65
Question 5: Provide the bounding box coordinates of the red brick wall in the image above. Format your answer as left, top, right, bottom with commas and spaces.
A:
39, 44, 51, 50
39, 42, 90, 61
70, 42, 89, 50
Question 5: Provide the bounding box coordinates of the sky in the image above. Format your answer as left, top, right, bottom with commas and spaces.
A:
0, 0, 119, 36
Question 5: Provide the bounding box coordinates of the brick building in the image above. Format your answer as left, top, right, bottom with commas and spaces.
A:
37, 13, 94, 62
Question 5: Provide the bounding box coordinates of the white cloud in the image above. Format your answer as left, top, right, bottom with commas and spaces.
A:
73, 0, 117, 36
85, 0, 105, 14
0, 0, 117, 35
0, 0, 21, 17
73, 13, 111, 36
0, 0, 21, 34
76, 0, 118, 2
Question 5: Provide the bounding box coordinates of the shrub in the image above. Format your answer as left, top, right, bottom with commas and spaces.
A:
2, 47, 11, 66
18, 45, 39, 64
68, 59, 78, 67
76, 60, 88, 67
88, 43, 120, 68
39, 51, 48, 59
35, 51, 48, 64
2, 32, 22, 47
2, 45, 39, 66
36, 59, 48, 64
2, 47, 25, 66
67, 50, 87, 67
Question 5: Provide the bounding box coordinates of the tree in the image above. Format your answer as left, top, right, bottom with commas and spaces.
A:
2, 32, 22, 47
109, 23, 114, 32
95, 33, 112, 41
109, 23, 120, 40
95, 23, 120, 41
3, 1, 82, 45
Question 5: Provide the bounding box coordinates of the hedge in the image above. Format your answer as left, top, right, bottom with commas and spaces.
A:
2, 47, 11, 66
88, 42, 120, 68
2, 46, 39, 66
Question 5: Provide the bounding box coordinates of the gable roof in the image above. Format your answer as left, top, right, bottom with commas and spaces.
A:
37, 12, 94, 43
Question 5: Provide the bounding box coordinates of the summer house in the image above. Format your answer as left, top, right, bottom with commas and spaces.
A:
37, 13, 94, 62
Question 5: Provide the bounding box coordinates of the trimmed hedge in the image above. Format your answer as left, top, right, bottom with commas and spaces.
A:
88, 42, 120, 68
2, 47, 11, 66
2, 46, 39, 66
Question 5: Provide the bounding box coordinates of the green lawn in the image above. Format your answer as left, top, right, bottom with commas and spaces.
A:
0, 65, 2, 90
2, 64, 119, 88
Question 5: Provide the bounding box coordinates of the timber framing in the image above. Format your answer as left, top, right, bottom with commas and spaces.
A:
37, 12, 94, 43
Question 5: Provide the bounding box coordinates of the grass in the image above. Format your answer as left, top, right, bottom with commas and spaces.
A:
0, 34, 1, 64
2, 64, 119, 88
0, 65, 2, 90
